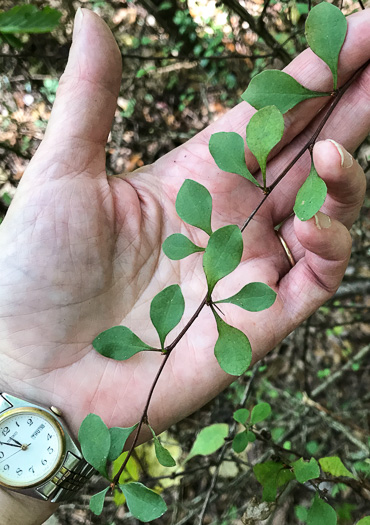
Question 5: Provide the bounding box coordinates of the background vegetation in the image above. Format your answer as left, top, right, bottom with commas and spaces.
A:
0, 1, 369, 524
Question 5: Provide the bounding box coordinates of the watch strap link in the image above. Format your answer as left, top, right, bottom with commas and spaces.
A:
38, 452, 95, 503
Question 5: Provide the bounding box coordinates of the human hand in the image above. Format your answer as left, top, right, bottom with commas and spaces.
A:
0, 9, 368, 441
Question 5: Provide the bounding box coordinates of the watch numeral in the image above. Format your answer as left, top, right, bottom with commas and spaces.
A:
47, 433, 52, 441
41, 459, 47, 465
15, 422, 20, 428
1, 427, 10, 437
27, 418, 33, 426
3, 464, 9, 470
16, 468, 23, 476
47, 446, 54, 455
0, 452, 4, 459
29, 466, 35, 474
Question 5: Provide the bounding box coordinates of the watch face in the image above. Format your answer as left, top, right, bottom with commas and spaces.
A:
0, 407, 65, 488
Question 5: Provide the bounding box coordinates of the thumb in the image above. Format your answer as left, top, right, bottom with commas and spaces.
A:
31, 8, 122, 178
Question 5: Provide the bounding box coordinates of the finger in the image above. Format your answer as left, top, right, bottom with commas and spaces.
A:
276, 212, 352, 337
196, 9, 370, 173
313, 140, 366, 227
275, 138, 366, 262
25, 9, 122, 181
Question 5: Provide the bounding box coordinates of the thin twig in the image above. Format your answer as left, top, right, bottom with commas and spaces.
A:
111, 296, 207, 488
197, 367, 259, 524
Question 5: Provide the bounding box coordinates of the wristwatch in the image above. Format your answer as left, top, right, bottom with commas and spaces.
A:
0, 392, 95, 502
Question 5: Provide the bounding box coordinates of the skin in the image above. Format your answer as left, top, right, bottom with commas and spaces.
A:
0, 8, 369, 523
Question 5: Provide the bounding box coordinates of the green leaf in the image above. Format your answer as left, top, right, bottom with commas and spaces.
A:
233, 408, 250, 425
294, 161, 327, 221
0, 5, 62, 33
108, 424, 138, 462
209, 132, 260, 187
120, 482, 167, 522
232, 431, 249, 453
176, 179, 212, 235
150, 284, 185, 348
319, 456, 355, 479
162, 233, 204, 260
357, 518, 370, 525
246, 106, 284, 187
293, 457, 320, 484
187, 423, 229, 461
250, 402, 271, 425
149, 426, 176, 467
203, 225, 243, 296
78, 414, 111, 475
307, 493, 337, 525
295, 505, 308, 523
242, 70, 330, 114
93, 326, 152, 360
246, 430, 256, 443
305, 2, 347, 90
216, 282, 276, 312
89, 487, 109, 516
213, 310, 252, 376
1, 32, 23, 48
254, 461, 295, 502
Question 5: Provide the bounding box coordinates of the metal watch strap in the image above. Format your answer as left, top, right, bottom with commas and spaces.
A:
0, 392, 96, 502
38, 451, 95, 502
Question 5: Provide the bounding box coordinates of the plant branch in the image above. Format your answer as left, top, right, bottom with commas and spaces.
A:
197, 366, 259, 524
111, 56, 370, 499
111, 295, 207, 488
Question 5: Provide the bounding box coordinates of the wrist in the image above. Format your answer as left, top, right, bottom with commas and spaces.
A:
0, 486, 59, 525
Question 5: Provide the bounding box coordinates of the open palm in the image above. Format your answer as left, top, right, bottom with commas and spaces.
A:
0, 9, 369, 439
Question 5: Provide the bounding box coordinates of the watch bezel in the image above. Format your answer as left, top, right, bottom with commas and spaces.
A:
0, 406, 66, 490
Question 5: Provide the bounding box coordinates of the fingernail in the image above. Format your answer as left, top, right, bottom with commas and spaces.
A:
328, 139, 353, 169
314, 212, 331, 230
73, 7, 83, 41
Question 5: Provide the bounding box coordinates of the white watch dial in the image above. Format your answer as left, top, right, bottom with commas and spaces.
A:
0, 408, 64, 488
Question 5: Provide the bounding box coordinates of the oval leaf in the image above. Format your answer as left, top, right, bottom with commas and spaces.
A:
246, 106, 284, 186
305, 2, 347, 90
217, 282, 276, 312
149, 424, 176, 467
187, 423, 229, 461
209, 132, 260, 187
233, 408, 250, 425
213, 310, 252, 376
108, 424, 138, 462
294, 162, 327, 221
254, 461, 295, 502
162, 233, 204, 260
242, 70, 330, 114
175, 179, 212, 235
93, 326, 152, 360
203, 225, 243, 296
246, 430, 256, 443
89, 487, 109, 516
120, 482, 167, 522
232, 431, 249, 453
250, 402, 272, 425
293, 457, 320, 484
319, 456, 355, 479
357, 518, 370, 525
150, 284, 185, 348
78, 414, 110, 475
307, 493, 337, 525
0, 5, 62, 33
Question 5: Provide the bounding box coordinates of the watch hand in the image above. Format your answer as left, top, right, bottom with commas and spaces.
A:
9, 437, 23, 447
0, 441, 21, 448
0, 448, 23, 464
